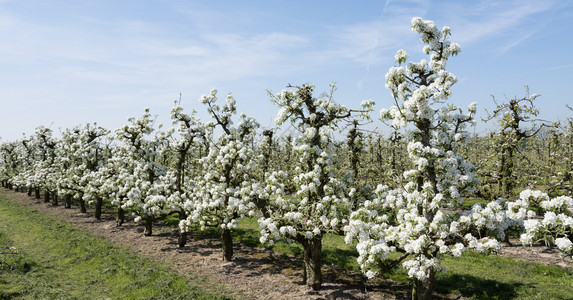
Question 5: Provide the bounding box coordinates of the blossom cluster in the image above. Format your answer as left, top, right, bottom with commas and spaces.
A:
507, 189, 573, 259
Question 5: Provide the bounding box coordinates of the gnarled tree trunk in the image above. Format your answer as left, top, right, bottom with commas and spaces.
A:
79, 196, 87, 213
95, 197, 103, 220
117, 206, 125, 226
412, 268, 435, 300
64, 194, 72, 209
144, 218, 153, 236
178, 210, 187, 248
301, 235, 322, 290
222, 228, 233, 261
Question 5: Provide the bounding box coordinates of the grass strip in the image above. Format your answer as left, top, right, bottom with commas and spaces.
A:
437, 252, 573, 299
0, 193, 229, 300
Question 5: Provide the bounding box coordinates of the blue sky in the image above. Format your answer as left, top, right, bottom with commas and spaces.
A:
1, 0, 572, 141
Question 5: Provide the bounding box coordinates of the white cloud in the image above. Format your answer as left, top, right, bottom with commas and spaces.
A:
315, 0, 430, 66
447, 0, 558, 53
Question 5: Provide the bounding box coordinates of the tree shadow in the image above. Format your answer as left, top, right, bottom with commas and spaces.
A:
323, 247, 359, 269
221, 243, 303, 277
318, 278, 412, 300
159, 231, 221, 257
0, 290, 22, 300
436, 273, 523, 299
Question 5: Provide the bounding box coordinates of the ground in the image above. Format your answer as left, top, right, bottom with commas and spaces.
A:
2, 189, 571, 299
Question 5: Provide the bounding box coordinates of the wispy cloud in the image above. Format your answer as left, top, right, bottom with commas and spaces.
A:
0, 7, 311, 94
317, 0, 430, 89
540, 63, 573, 72
445, 0, 559, 54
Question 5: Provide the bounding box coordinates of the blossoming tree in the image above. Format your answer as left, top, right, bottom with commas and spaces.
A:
0, 140, 20, 190
168, 100, 207, 247
57, 123, 110, 213
77, 123, 112, 218
258, 83, 372, 290
179, 89, 259, 261
344, 18, 502, 300
27, 126, 59, 203
55, 126, 84, 208
113, 108, 173, 236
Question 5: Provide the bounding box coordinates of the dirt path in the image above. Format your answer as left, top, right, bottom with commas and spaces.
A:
2, 189, 571, 299
500, 239, 572, 268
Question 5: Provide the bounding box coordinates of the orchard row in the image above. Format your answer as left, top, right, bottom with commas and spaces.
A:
1, 17, 572, 300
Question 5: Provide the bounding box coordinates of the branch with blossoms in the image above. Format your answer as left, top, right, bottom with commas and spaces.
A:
505, 189, 573, 260
199, 89, 236, 135
276, 83, 374, 131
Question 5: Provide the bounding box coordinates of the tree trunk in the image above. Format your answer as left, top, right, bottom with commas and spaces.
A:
412, 269, 435, 300
221, 228, 233, 261
254, 196, 271, 218
116, 206, 125, 226
178, 210, 187, 248
302, 235, 322, 290
52, 193, 58, 206
95, 197, 102, 220
44, 191, 50, 203
35, 188, 40, 199
144, 218, 153, 236
27, 188, 32, 196
64, 194, 72, 209
79, 198, 87, 213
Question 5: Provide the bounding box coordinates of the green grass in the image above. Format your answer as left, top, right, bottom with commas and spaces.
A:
0, 193, 230, 300
438, 253, 573, 299
458, 197, 489, 209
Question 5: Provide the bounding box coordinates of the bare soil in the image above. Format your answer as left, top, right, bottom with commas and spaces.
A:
500, 239, 572, 268
2, 189, 571, 299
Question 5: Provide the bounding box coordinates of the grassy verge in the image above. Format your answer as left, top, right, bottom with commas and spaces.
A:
438, 253, 573, 299
0, 193, 229, 300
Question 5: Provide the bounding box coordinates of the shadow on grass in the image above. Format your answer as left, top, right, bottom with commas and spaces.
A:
232, 227, 260, 247
323, 247, 359, 269
436, 273, 523, 299
0, 291, 21, 300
